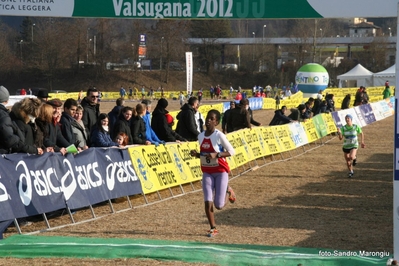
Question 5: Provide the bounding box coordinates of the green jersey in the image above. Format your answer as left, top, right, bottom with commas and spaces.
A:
340, 124, 362, 149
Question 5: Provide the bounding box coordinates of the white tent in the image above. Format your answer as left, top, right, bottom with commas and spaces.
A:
373, 65, 395, 86
337, 64, 374, 88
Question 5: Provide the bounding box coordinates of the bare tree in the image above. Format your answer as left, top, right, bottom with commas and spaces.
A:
190, 20, 233, 74
151, 20, 190, 84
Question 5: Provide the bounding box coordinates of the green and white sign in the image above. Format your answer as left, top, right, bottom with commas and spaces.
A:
0, 0, 396, 19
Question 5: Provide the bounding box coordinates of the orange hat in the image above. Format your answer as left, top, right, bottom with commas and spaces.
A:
165, 113, 174, 124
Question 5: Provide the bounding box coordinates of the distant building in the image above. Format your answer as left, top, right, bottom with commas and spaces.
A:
349, 19, 381, 37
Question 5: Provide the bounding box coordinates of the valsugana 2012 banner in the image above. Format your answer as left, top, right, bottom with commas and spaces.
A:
0, 0, 396, 19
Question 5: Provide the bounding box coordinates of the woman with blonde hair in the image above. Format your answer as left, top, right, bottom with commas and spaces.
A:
131, 103, 151, 145
36, 103, 66, 154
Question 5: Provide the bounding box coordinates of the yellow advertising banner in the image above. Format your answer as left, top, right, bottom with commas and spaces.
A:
302, 119, 319, 143
165, 142, 203, 184
258, 127, 281, 155
271, 125, 296, 152
321, 113, 337, 134
253, 127, 270, 157
128, 144, 183, 194
242, 128, 266, 159
226, 130, 251, 168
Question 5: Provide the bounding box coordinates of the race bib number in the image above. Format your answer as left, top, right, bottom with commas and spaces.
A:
200, 156, 219, 167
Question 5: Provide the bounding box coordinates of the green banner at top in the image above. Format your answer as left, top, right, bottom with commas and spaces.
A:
0, 0, 396, 19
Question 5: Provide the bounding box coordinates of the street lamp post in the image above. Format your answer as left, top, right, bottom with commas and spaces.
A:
262, 25, 266, 45
31, 23, 35, 43
19, 40, 23, 61
93, 35, 96, 63
160, 37, 164, 70
319, 28, 323, 63
252, 31, 255, 61
86, 27, 90, 64
389, 27, 392, 37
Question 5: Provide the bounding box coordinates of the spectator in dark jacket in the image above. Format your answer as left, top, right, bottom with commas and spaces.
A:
8, 97, 43, 155
131, 103, 151, 145
108, 97, 125, 130
60, 98, 79, 146
341, 94, 351, 110
269, 106, 293, 126
226, 98, 251, 132
222, 101, 235, 133
248, 106, 262, 127
151, 98, 186, 142
111, 106, 134, 145
81, 87, 100, 135
45, 99, 69, 155
90, 113, 119, 147
176, 97, 200, 141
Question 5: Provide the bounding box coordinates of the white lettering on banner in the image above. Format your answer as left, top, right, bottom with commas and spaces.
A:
30, 167, 62, 196
75, 162, 102, 190
197, 0, 233, 18
60, 158, 77, 201
0, 177, 8, 202
16, 160, 33, 206
113, 0, 192, 18
105, 155, 138, 191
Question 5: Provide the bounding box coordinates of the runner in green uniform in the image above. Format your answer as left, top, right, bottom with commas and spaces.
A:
337, 114, 365, 178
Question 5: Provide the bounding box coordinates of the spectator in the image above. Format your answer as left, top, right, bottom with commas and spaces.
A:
235, 91, 242, 101
222, 101, 236, 134
37, 89, 51, 103
341, 94, 351, 110
383, 84, 391, 99
353, 87, 365, 106
210, 86, 215, 99
269, 106, 293, 126
36, 103, 67, 154
312, 98, 322, 115
165, 113, 187, 142
108, 97, 125, 130
72, 105, 89, 150
60, 98, 79, 146
194, 103, 205, 134
178, 91, 186, 107
197, 88, 203, 103
46, 99, 69, 154
115, 132, 129, 146
326, 94, 336, 112
303, 101, 313, 119
119, 86, 126, 98
112, 106, 134, 145
291, 104, 309, 122
28, 88, 32, 95
274, 93, 281, 109
176, 96, 200, 141
20, 88, 26, 95
81, 87, 100, 135
151, 98, 185, 142
141, 99, 164, 146
131, 103, 151, 145
9, 97, 43, 155
90, 113, 119, 147
226, 98, 251, 132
